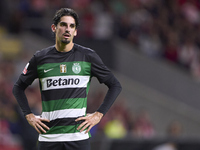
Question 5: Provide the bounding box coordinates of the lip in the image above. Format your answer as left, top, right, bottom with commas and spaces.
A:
63, 33, 70, 38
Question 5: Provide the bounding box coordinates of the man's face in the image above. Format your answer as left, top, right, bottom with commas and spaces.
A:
52, 16, 77, 44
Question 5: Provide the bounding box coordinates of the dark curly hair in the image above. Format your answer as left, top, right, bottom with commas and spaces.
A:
53, 8, 80, 28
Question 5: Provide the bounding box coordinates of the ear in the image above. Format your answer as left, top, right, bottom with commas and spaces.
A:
74, 29, 77, 36
51, 24, 56, 32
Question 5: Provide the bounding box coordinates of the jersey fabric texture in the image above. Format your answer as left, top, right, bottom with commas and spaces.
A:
19, 44, 113, 142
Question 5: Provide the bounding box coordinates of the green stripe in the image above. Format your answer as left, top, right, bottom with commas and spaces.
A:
43, 125, 80, 134
37, 61, 91, 78
42, 98, 87, 112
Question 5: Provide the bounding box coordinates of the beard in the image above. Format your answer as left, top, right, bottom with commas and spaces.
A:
61, 38, 70, 44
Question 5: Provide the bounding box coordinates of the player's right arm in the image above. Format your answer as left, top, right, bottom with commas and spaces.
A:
13, 79, 49, 134
12, 80, 50, 134
12, 53, 49, 134
26, 113, 50, 134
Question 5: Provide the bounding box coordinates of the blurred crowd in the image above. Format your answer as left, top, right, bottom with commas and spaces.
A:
0, 0, 198, 149
1, 0, 200, 78
87, 91, 183, 140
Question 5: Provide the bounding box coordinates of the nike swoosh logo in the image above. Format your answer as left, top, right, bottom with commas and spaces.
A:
44, 68, 54, 73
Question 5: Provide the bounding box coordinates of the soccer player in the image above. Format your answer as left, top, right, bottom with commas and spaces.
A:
13, 8, 122, 150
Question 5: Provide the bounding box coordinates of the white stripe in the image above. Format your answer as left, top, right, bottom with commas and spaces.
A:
39, 132, 89, 142
41, 108, 86, 121
40, 75, 90, 91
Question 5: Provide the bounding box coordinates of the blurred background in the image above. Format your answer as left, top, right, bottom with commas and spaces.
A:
1, 0, 200, 150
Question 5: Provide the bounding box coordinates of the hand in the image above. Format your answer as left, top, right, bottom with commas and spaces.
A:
75, 112, 103, 134
75, 112, 103, 133
25, 113, 50, 134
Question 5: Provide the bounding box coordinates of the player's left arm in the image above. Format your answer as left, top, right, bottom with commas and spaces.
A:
75, 111, 103, 133
75, 75, 122, 133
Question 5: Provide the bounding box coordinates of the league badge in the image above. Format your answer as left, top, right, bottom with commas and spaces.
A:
23, 63, 29, 75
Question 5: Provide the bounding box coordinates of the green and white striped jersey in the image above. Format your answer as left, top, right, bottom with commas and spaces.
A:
20, 44, 112, 142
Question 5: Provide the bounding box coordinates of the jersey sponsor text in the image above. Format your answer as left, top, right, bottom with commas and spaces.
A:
40, 75, 90, 91
46, 78, 80, 87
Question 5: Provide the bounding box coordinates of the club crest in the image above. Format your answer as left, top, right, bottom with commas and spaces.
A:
72, 63, 81, 74
60, 64, 67, 73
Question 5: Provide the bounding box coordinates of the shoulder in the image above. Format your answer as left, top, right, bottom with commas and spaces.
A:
74, 43, 95, 55
34, 45, 55, 57
74, 43, 99, 62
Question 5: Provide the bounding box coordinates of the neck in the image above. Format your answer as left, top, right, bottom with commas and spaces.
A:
55, 41, 74, 52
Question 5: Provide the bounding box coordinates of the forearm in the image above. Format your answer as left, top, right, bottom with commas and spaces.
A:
12, 80, 32, 116
97, 75, 122, 115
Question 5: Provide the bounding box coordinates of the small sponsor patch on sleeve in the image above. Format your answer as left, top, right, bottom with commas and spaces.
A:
23, 63, 29, 75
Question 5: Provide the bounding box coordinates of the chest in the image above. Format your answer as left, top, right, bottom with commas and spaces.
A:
37, 61, 91, 79
36, 50, 92, 78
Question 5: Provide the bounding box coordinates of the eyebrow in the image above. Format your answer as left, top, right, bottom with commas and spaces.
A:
60, 21, 76, 26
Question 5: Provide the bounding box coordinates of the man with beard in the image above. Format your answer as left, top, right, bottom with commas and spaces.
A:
13, 8, 122, 150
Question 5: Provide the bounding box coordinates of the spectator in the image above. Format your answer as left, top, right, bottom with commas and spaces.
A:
138, 25, 163, 57
167, 121, 183, 138
178, 38, 199, 69
164, 31, 179, 63
103, 113, 127, 139
131, 110, 155, 138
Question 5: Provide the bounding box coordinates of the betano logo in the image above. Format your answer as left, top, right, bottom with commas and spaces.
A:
46, 78, 80, 87
40, 76, 90, 91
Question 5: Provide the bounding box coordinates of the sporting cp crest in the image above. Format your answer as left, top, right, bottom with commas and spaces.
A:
60, 64, 67, 73
72, 63, 81, 74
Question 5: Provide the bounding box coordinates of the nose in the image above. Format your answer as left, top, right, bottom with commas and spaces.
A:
65, 25, 70, 31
